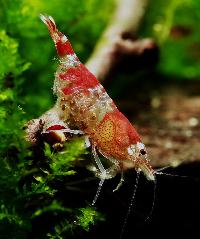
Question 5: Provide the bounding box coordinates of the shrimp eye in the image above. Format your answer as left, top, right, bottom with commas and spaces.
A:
140, 149, 146, 155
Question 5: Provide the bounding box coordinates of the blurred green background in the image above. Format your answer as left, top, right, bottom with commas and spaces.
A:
0, 0, 200, 238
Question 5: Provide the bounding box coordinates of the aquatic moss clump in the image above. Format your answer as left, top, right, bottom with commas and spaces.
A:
0, 0, 113, 237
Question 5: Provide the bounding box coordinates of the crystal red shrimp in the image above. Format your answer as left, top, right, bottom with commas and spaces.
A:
39, 15, 155, 192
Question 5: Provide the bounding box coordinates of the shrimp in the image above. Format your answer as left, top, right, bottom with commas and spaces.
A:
39, 14, 155, 198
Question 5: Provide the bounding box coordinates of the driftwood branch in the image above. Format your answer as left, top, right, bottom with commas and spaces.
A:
86, 0, 157, 82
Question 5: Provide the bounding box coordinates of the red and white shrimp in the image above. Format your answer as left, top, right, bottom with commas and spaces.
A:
39, 14, 155, 193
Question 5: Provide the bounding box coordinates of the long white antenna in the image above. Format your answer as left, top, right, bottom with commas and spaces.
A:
155, 171, 189, 179
145, 178, 157, 222
120, 171, 140, 239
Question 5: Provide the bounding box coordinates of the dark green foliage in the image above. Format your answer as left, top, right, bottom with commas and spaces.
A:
0, 0, 113, 237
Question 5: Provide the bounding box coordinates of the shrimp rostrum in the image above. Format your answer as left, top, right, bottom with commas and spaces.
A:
27, 15, 155, 197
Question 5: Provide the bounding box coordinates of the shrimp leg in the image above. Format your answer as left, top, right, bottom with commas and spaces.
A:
92, 144, 106, 176
105, 157, 124, 192
91, 144, 108, 205
96, 149, 124, 191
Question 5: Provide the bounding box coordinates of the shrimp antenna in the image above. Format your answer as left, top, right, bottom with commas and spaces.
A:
145, 167, 191, 222
155, 171, 190, 179
144, 177, 157, 222
155, 165, 190, 179
120, 171, 140, 239
156, 165, 171, 172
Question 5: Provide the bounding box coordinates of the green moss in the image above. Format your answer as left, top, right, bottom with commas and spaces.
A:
77, 206, 104, 231
0, 0, 112, 237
